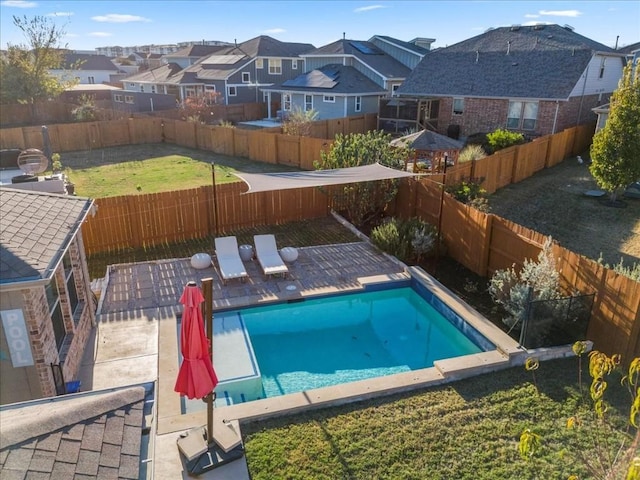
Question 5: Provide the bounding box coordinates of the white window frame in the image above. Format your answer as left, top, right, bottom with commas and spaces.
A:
323, 95, 335, 103
205, 85, 217, 104
283, 92, 292, 111
355, 96, 362, 112
263, 91, 269, 102
506, 100, 538, 130
124, 95, 134, 104
292, 59, 298, 70
269, 58, 282, 75
392, 84, 400, 95
114, 94, 123, 102
185, 86, 196, 97
305, 94, 313, 111
256, 58, 263, 69
88, 76, 95, 84
151, 85, 157, 93
242, 72, 250, 83
140, 85, 145, 93
228, 86, 237, 96
452, 98, 464, 115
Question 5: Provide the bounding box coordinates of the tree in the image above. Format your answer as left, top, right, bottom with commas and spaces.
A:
590, 63, 640, 203
315, 130, 413, 227
0, 15, 72, 105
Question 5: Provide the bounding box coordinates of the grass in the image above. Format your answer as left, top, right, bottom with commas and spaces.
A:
57, 143, 299, 198
242, 357, 634, 480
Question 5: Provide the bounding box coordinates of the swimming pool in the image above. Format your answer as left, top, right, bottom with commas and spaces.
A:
180, 280, 495, 412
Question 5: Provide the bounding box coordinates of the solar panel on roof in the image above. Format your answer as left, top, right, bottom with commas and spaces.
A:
349, 41, 381, 54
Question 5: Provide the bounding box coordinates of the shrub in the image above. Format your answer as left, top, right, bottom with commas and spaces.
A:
370, 217, 438, 263
487, 128, 525, 152
71, 94, 97, 122
458, 144, 487, 163
488, 238, 562, 331
445, 178, 490, 212
282, 107, 319, 137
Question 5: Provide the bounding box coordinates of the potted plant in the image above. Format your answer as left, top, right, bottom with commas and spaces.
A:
51, 153, 62, 174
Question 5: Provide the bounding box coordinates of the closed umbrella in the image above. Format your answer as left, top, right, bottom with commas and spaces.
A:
174, 281, 218, 399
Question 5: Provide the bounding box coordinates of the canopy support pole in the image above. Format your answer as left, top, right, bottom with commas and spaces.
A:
201, 277, 214, 443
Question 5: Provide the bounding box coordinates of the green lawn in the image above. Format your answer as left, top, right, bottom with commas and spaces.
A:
67, 155, 240, 198
242, 357, 635, 480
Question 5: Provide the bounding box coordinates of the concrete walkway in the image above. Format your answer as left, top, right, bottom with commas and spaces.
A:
78, 241, 407, 479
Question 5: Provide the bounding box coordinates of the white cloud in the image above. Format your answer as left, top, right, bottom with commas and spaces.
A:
524, 13, 539, 19
47, 11, 74, 17
354, 5, 386, 13
523, 21, 553, 27
91, 14, 151, 23
0, 0, 37, 7
89, 31, 113, 37
263, 28, 285, 34
538, 10, 582, 18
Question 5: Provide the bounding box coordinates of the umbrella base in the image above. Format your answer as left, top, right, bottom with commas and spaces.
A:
177, 427, 245, 476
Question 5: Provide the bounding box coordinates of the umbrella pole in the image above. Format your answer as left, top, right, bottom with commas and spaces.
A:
201, 277, 214, 444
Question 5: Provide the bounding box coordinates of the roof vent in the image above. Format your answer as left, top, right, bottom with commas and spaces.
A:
510, 24, 521, 31
563, 24, 575, 31
533, 24, 545, 30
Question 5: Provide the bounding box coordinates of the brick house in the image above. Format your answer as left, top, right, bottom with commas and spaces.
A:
0, 189, 96, 404
396, 24, 627, 139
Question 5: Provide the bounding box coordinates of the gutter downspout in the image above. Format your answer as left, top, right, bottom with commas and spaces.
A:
551, 100, 560, 134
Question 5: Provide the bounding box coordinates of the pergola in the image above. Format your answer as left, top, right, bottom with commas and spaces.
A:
390, 129, 464, 173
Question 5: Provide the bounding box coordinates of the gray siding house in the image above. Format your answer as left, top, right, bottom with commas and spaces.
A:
396, 24, 626, 138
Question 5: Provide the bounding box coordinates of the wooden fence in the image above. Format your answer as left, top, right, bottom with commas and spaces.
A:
396, 178, 640, 362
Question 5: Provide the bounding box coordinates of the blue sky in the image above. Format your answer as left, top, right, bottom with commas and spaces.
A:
1, 1, 638, 52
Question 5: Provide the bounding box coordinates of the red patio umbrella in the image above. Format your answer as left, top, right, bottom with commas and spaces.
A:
174, 281, 218, 400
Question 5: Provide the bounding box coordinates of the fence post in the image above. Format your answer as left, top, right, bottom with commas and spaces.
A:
126, 195, 143, 248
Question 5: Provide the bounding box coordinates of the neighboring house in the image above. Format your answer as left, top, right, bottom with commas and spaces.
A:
0, 384, 151, 479
593, 41, 640, 132
160, 44, 228, 69
368, 35, 434, 70
0, 189, 96, 405
124, 36, 314, 106
396, 24, 627, 138
49, 53, 121, 85
263, 37, 418, 120
261, 64, 387, 120
127, 52, 164, 70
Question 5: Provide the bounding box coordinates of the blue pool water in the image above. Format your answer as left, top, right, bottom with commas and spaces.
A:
179, 283, 494, 411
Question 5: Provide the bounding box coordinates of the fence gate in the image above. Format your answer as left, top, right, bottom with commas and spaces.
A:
519, 293, 595, 349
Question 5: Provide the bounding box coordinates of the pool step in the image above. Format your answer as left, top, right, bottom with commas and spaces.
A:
434, 350, 509, 380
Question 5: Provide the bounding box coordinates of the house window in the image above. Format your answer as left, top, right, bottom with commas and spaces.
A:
507, 100, 538, 130
392, 84, 400, 95
283, 93, 292, 111
599, 57, 606, 79
228, 86, 237, 96
88, 76, 95, 84
151, 85, 157, 93
269, 58, 282, 75
323, 95, 335, 103
185, 87, 196, 97
305, 94, 313, 111
453, 98, 464, 115
292, 59, 298, 70
125, 95, 134, 104
129, 83, 136, 89
355, 96, 362, 112
63, 252, 79, 325
114, 94, 123, 102
242, 72, 250, 83
256, 58, 263, 69
263, 91, 269, 103
140, 85, 145, 93
205, 85, 217, 104
45, 282, 66, 350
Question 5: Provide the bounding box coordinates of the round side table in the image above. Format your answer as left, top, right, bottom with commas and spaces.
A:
239, 244, 253, 261
190, 252, 212, 269
280, 246, 299, 263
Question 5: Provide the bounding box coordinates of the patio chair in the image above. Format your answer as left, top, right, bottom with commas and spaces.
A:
254, 234, 289, 278
214, 236, 248, 285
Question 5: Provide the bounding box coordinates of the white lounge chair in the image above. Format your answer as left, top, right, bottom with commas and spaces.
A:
214, 236, 248, 285
254, 234, 289, 278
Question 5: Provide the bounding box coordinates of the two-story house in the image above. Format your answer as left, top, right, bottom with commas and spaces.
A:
49, 53, 121, 85
396, 24, 627, 139
261, 36, 429, 120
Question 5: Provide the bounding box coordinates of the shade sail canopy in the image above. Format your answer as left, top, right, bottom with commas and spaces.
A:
234, 163, 421, 194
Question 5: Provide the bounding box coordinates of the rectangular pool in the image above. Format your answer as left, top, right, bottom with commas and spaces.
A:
181, 282, 495, 412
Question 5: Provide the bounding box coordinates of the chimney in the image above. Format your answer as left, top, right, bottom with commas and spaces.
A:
343, 32, 346, 40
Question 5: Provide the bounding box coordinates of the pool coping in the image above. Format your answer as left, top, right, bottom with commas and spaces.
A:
156, 266, 529, 444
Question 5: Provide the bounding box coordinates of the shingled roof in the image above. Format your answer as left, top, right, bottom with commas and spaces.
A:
0, 386, 147, 479
124, 62, 184, 83
303, 39, 411, 79
0, 189, 94, 285
61, 53, 119, 71
397, 24, 620, 100
262, 64, 387, 95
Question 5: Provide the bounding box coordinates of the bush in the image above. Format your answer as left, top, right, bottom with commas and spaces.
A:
445, 178, 490, 212
487, 128, 525, 152
370, 217, 438, 263
458, 144, 487, 163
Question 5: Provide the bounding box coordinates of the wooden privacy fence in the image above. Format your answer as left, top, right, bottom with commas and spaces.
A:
82, 182, 331, 254
396, 177, 640, 362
